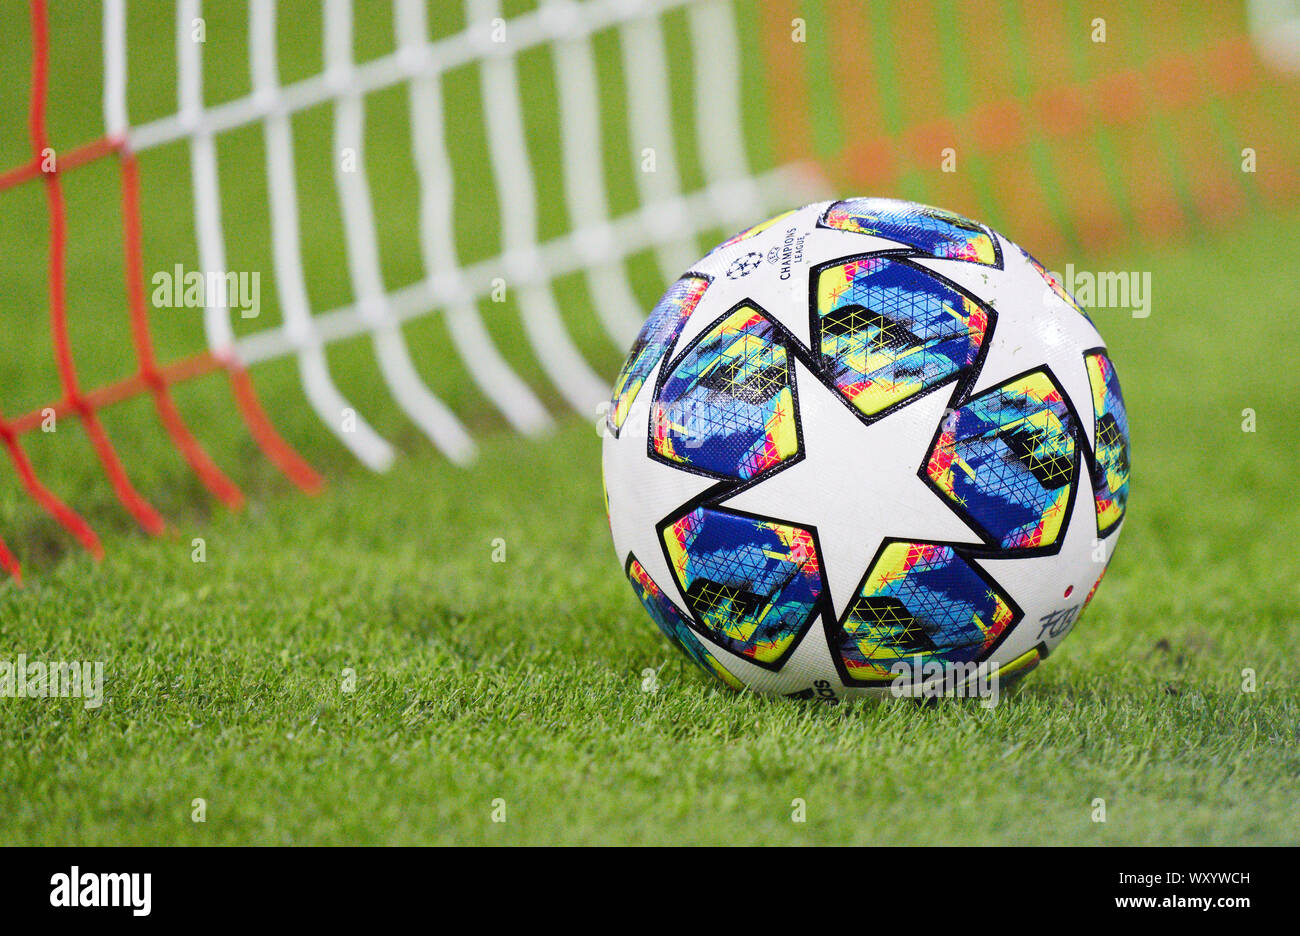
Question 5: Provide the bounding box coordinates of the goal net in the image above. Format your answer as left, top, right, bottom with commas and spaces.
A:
0, 0, 1295, 580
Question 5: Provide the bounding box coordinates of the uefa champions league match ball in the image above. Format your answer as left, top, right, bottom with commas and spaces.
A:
601, 198, 1130, 701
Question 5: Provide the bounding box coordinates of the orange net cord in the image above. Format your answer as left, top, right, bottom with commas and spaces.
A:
0, 0, 323, 583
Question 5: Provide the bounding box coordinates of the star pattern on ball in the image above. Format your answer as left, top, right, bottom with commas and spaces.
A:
970, 474, 1117, 658
726, 252, 764, 279
812, 255, 991, 420
603, 359, 720, 614
911, 248, 1103, 450
721, 359, 984, 620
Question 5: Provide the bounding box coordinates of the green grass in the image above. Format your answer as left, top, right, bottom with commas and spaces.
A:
2, 204, 1298, 845
1, 2, 1298, 845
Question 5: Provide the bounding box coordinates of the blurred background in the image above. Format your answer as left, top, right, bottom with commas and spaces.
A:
0, 0, 1297, 575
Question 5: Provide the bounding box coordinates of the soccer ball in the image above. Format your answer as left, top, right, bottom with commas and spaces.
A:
602, 198, 1129, 700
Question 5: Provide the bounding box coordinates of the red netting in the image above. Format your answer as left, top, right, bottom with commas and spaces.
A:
760, 1, 1299, 254
0, 0, 323, 583
3, 1, 1297, 584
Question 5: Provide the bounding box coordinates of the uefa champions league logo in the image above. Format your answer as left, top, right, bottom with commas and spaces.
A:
725, 251, 763, 279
